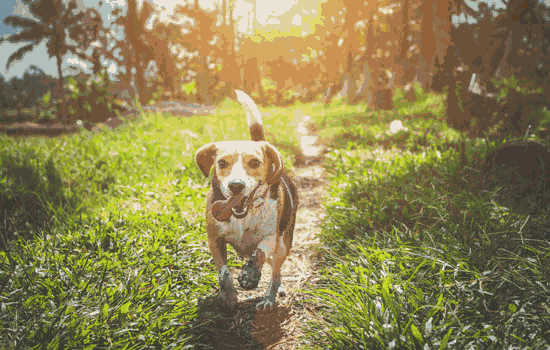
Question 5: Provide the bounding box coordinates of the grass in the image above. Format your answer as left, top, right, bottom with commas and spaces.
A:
0, 98, 302, 348
302, 87, 550, 349
1, 88, 549, 348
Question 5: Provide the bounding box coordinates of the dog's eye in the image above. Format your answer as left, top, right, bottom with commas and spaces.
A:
218, 159, 228, 169
249, 159, 261, 169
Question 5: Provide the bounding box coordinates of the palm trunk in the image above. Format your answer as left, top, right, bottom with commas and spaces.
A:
495, 30, 513, 78
252, 0, 257, 31
55, 53, 65, 123
364, 1, 377, 108
135, 60, 146, 104
396, 0, 409, 86
420, 0, 436, 90
222, 0, 227, 26
344, 4, 356, 104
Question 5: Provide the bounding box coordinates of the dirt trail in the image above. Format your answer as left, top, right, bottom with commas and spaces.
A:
236, 114, 326, 349
192, 114, 326, 349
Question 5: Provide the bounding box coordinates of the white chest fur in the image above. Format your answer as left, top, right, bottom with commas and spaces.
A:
215, 197, 278, 258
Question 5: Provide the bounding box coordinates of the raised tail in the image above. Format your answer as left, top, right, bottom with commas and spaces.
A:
235, 89, 265, 141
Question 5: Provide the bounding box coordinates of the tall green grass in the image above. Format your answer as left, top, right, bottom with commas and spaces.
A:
304, 90, 550, 349
0, 99, 301, 348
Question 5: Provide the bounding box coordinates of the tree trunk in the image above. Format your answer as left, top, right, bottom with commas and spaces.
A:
229, 0, 235, 57
344, 1, 356, 104
434, 0, 451, 66
135, 59, 147, 104
395, 0, 409, 86
495, 30, 513, 78
252, 0, 257, 32
229, 0, 243, 90
55, 53, 66, 123
343, 53, 356, 104
419, 0, 436, 90
222, 0, 227, 26
364, 1, 377, 108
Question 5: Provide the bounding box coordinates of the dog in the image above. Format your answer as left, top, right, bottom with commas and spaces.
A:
195, 90, 298, 311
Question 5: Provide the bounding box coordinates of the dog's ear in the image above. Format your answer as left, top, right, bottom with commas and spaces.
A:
195, 143, 217, 178
262, 142, 283, 184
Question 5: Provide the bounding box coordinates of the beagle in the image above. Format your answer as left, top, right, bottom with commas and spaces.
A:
195, 90, 298, 311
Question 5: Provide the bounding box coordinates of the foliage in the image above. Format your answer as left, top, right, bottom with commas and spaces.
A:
303, 90, 550, 349
65, 72, 122, 125
0, 67, 55, 122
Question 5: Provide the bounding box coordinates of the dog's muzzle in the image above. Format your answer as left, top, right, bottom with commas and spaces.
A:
231, 195, 249, 218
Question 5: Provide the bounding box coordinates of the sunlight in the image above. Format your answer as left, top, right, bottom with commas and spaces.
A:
151, 0, 299, 32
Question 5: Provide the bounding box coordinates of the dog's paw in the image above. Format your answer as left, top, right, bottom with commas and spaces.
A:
278, 284, 286, 297
218, 291, 238, 311
238, 260, 262, 290
256, 298, 276, 311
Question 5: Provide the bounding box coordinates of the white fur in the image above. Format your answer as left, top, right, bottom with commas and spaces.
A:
219, 153, 259, 199
235, 90, 263, 129
215, 196, 278, 259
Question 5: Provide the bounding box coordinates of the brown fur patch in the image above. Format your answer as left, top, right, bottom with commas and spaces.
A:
250, 123, 265, 141
278, 174, 298, 247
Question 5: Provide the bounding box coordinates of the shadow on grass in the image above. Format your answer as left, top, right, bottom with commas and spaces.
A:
0, 152, 77, 247
187, 295, 290, 349
315, 141, 549, 347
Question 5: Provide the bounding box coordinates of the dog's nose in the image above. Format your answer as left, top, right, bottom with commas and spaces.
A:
228, 182, 245, 195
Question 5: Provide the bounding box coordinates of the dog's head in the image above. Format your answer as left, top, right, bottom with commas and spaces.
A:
195, 140, 283, 200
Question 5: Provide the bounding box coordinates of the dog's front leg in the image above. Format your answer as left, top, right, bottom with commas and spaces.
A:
208, 234, 238, 310
238, 249, 265, 290
256, 240, 287, 311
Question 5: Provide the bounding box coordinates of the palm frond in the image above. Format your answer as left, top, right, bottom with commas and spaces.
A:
3, 15, 40, 29
6, 43, 36, 69
28, 0, 59, 22
4, 27, 48, 44
64, 11, 85, 28
139, 1, 155, 28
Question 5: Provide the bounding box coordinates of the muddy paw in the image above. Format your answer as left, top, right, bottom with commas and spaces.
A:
238, 260, 262, 290
218, 291, 238, 311
256, 298, 276, 311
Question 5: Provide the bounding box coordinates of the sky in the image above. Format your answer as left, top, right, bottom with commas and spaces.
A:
0, 0, 543, 79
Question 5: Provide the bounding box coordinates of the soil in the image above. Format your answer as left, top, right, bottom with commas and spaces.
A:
188, 114, 326, 349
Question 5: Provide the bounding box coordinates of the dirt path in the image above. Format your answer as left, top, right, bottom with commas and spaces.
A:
256, 115, 326, 349
191, 115, 326, 349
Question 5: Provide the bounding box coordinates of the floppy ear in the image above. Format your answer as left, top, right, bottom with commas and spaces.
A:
195, 143, 217, 178
262, 142, 284, 184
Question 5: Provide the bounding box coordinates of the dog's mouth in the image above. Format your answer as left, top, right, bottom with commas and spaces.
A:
231, 195, 249, 218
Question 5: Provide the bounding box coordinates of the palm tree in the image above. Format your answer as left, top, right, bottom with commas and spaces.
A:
2, 0, 88, 121
112, 0, 155, 104
149, 21, 180, 97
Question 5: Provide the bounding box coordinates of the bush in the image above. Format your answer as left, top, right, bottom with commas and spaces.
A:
65, 72, 123, 125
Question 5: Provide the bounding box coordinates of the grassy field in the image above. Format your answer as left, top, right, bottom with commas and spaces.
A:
1, 89, 549, 349
0, 99, 304, 348
303, 88, 550, 349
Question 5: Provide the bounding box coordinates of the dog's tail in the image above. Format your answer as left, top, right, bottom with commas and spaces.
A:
235, 89, 265, 141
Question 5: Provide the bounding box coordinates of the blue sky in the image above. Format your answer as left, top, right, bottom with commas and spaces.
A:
0, 0, 108, 79
0, 0, 540, 79
1, 1, 58, 79
0, 1, 18, 36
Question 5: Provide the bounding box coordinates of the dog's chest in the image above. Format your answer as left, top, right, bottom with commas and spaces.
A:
215, 197, 278, 257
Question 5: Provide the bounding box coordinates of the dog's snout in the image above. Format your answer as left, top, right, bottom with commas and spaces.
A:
228, 182, 245, 194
